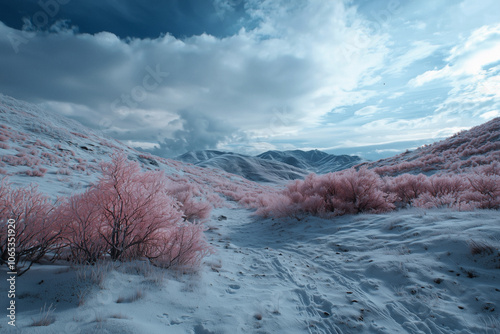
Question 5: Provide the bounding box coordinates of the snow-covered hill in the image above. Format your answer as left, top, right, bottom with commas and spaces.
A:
257, 149, 362, 174
176, 150, 308, 183
357, 117, 500, 176
0, 94, 271, 200
176, 149, 361, 183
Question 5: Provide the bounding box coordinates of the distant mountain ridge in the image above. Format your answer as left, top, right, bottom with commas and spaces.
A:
176, 149, 363, 183
257, 149, 362, 174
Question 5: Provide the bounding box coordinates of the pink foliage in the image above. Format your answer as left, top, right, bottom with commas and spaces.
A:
384, 174, 430, 207
255, 160, 500, 219
2, 154, 41, 167
70, 132, 89, 139
0, 180, 62, 275
56, 168, 72, 175
166, 185, 212, 223
71, 163, 87, 172
60, 154, 212, 266
57, 192, 107, 263
362, 117, 500, 176
0, 142, 9, 149
426, 175, 466, 197
144, 222, 214, 269
256, 168, 394, 218
464, 173, 500, 209
24, 167, 47, 177
34, 139, 51, 149
41, 152, 61, 164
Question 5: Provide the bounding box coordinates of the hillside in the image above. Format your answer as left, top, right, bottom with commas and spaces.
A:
257, 150, 362, 174
0, 94, 271, 200
176, 149, 362, 183
357, 117, 500, 176
176, 150, 308, 183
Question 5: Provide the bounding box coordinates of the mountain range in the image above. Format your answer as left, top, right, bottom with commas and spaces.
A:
175, 150, 362, 183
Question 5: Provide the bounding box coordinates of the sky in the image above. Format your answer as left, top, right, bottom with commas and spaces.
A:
0, 0, 499, 160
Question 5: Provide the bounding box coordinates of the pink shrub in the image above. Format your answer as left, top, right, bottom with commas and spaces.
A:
166, 183, 211, 222
56, 168, 72, 175
205, 193, 226, 208
28, 149, 39, 156
70, 132, 89, 139
2, 154, 40, 167
57, 192, 107, 264
256, 168, 394, 218
41, 152, 61, 164
141, 222, 213, 269
61, 154, 212, 266
464, 173, 500, 209
71, 163, 86, 172
24, 167, 47, 177
325, 168, 394, 215
0, 180, 62, 275
0, 135, 8, 142
34, 139, 51, 149
385, 174, 430, 207
426, 175, 466, 198
0, 142, 9, 149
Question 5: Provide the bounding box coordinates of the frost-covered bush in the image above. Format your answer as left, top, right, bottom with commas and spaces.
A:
255, 168, 394, 218
384, 174, 429, 208
0, 180, 62, 275
254, 162, 500, 219
59, 154, 212, 267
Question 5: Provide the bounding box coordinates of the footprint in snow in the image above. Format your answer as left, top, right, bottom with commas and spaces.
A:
226, 284, 241, 294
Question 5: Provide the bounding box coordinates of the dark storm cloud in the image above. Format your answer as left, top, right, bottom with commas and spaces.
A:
150, 110, 238, 157
0, 0, 247, 39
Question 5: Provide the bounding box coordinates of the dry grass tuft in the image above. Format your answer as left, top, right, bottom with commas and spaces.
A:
30, 304, 56, 327
116, 289, 144, 303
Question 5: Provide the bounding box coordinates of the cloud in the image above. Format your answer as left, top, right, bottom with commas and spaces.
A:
354, 106, 379, 116
150, 110, 240, 157
386, 40, 440, 75
409, 23, 500, 88
0, 0, 390, 157
406, 24, 500, 137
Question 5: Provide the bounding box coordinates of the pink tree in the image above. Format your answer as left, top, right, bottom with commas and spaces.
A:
61, 154, 213, 266
0, 179, 62, 275
88, 154, 182, 260
57, 191, 107, 264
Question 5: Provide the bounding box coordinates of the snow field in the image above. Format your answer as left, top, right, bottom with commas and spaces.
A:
1, 207, 499, 333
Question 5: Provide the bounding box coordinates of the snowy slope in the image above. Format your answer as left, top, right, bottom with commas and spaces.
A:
1, 208, 499, 333
176, 150, 228, 165
0, 94, 271, 200
357, 117, 500, 176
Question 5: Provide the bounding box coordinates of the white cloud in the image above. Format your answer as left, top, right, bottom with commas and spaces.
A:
480, 110, 500, 119
354, 106, 379, 116
410, 23, 500, 88
387, 40, 440, 75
